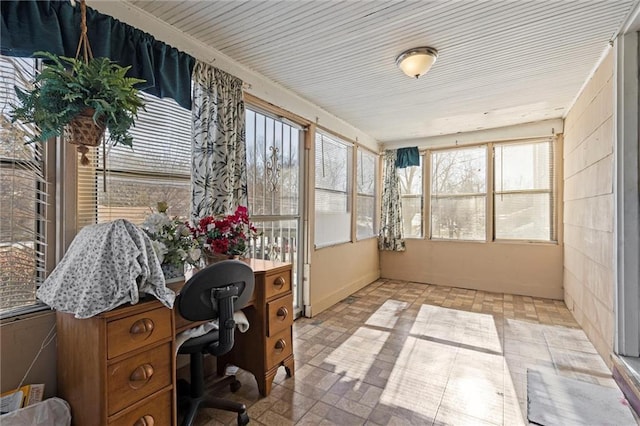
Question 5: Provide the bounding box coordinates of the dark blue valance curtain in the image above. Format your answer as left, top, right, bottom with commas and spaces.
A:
395, 147, 420, 168
0, 0, 194, 109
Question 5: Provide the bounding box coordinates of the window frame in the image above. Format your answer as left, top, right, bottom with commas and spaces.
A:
429, 145, 488, 242
0, 56, 56, 319
492, 139, 556, 243
423, 138, 558, 244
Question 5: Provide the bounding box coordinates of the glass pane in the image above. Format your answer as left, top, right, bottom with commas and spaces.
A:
246, 109, 300, 216
495, 193, 551, 240
0, 244, 36, 311
398, 158, 422, 238
102, 93, 191, 175
357, 195, 375, 239
357, 150, 376, 195
97, 174, 191, 224
401, 196, 422, 238
315, 189, 347, 213
431, 146, 486, 195
495, 142, 551, 191
315, 189, 350, 246
431, 195, 486, 240
315, 133, 350, 192
398, 164, 422, 195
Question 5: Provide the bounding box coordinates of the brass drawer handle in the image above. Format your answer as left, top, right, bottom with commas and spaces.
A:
276, 307, 288, 320
129, 363, 154, 388
130, 318, 154, 336
274, 338, 287, 353
133, 415, 155, 426
273, 276, 285, 289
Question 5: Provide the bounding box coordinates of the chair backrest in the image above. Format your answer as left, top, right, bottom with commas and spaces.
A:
178, 260, 255, 322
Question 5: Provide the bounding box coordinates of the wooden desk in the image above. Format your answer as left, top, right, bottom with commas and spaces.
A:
56, 259, 294, 426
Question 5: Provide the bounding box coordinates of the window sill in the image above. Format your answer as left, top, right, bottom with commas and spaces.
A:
0, 303, 51, 321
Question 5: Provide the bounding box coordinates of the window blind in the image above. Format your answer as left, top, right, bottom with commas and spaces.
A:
356, 148, 376, 239
77, 92, 192, 229
0, 55, 49, 316
314, 131, 352, 247
494, 139, 555, 241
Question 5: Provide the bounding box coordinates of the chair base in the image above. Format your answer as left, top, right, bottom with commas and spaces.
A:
178, 375, 249, 426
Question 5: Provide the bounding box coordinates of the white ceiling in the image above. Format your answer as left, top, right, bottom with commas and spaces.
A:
127, 0, 638, 143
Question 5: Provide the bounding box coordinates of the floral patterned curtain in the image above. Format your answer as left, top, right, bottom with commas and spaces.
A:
191, 61, 247, 221
379, 150, 405, 251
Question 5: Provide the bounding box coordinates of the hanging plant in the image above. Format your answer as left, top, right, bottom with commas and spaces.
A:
9, 0, 145, 165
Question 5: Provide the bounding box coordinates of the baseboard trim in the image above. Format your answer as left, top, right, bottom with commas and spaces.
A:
310, 271, 380, 316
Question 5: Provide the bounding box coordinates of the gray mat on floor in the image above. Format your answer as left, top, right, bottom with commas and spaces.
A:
527, 369, 635, 426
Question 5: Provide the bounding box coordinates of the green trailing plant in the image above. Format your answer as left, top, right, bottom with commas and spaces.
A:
11, 51, 145, 147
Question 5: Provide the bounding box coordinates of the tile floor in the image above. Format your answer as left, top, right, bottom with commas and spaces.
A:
188, 279, 625, 425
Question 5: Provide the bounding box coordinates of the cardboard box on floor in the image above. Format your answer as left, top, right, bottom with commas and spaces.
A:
0, 384, 45, 414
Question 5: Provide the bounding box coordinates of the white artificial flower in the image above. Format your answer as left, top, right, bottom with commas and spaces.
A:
177, 248, 187, 261
143, 213, 172, 234
188, 247, 201, 262
150, 240, 168, 264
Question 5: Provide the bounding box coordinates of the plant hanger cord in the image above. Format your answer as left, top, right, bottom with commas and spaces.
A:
75, 0, 93, 64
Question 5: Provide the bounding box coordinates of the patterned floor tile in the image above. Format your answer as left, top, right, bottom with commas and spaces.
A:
187, 279, 619, 425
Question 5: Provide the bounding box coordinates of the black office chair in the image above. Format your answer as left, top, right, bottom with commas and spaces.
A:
177, 260, 255, 426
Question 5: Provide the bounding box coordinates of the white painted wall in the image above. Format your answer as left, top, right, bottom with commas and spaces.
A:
563, 48, 616, 365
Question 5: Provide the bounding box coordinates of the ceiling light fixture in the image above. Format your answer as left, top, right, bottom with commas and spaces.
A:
395, 46, 438, 79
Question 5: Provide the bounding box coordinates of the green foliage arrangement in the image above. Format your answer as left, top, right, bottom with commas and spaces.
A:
11, 51, 145, 147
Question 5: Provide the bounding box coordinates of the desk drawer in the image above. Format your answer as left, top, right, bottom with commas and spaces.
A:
266, 294, 293, 337
107, 343, 172, 416
266, 328, 293, 368
107, 308, 172, 359
265, 271, 291, 300
108, 390, 172, 425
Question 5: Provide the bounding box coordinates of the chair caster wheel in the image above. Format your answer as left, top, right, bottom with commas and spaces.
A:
237, 411, 249, 425
230, 379, 242, 393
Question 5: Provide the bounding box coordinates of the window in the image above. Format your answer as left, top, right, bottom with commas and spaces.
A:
314, 131, 352, 247
77, 92, 192, 228
494, 140, 555, 241
430, 146, 486, 240
356, 149, 377, 240
398, 157, 423, 238
0, 56, 49, 316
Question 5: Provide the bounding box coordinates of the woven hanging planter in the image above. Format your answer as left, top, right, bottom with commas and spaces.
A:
65, 109, 105, 148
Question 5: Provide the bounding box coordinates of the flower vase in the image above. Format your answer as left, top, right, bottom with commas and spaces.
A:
161, 263, 185, 282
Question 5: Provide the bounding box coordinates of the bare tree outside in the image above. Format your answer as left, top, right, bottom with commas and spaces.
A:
430, 146, 486, 240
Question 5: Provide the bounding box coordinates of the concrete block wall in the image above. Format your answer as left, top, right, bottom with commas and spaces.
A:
562, 49, 616, 366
